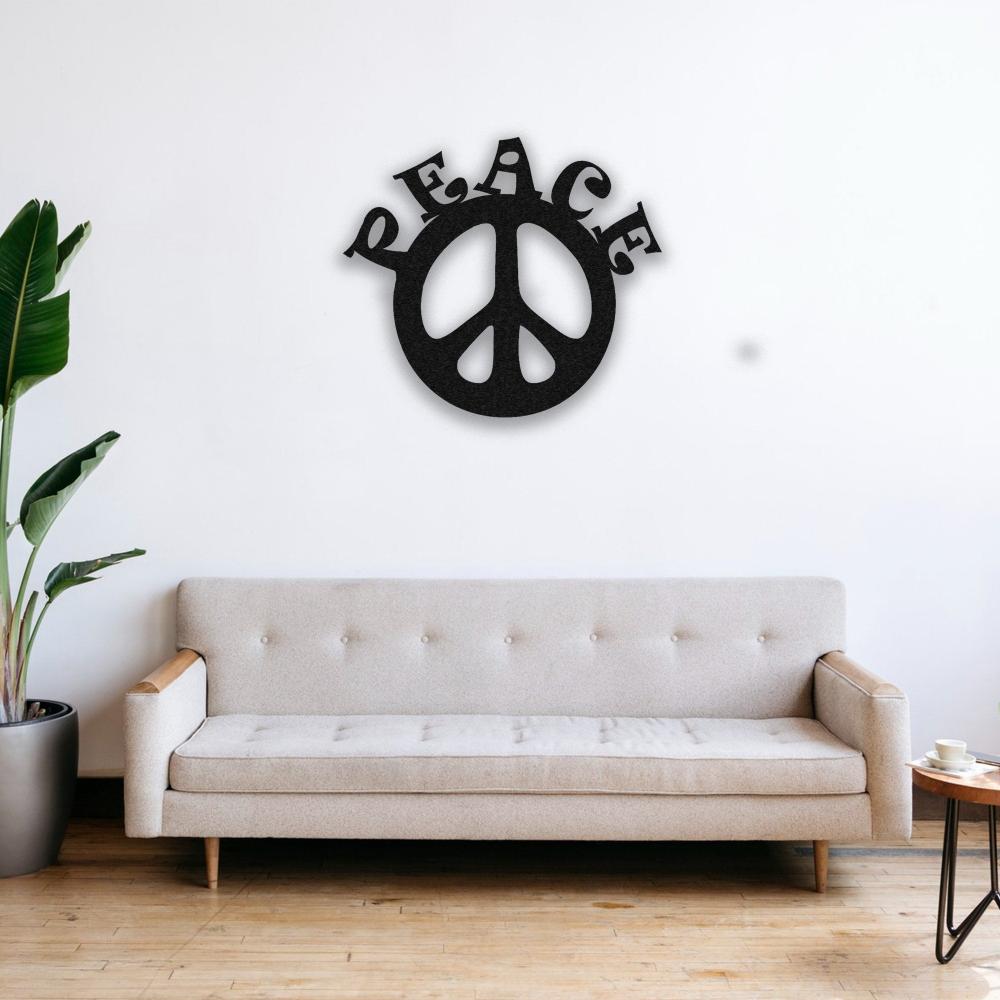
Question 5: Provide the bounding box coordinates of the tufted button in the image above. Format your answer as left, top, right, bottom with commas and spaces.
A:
670, 634, 679, 643
504, 635, 513, 644
757, 634, 766, 643
340, 635, 349, 644
420, 634, 430, 644
589, 632, 598, 642
260, 636, 269, 644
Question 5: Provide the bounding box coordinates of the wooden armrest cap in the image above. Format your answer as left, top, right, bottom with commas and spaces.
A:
129, 649, 201, 694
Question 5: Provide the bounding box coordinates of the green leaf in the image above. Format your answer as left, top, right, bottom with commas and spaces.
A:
0, 201, 57, 301
20, 431, 120, 546
54, 221, 91, 290
0, 291, 69, 399
0, 200, 68, 408
44, 548, 145, 601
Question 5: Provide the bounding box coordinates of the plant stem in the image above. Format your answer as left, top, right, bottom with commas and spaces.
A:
0, 399, 15, 720
10, 544, 39, 657
0, 398, 15, 619
22, 599, 51, 690
12, 586, 37, 703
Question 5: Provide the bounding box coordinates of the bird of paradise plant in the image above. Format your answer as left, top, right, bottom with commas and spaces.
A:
0, 200, 144, 724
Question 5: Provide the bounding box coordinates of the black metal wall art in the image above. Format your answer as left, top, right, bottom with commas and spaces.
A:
346, 138, 660, 417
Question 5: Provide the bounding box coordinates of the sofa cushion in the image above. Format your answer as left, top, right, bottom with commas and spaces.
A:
169, 715, 865, 796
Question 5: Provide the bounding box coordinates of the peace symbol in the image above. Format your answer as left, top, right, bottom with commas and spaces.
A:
393, 194, 616, 417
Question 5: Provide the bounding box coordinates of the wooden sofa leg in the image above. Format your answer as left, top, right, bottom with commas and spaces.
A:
813, 840, 828, 893
204, 837, 219, 889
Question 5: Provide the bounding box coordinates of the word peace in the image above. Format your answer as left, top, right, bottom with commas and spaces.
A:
346, 137, 660, 276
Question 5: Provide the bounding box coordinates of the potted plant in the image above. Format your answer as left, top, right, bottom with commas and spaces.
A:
0, 200, 144, 877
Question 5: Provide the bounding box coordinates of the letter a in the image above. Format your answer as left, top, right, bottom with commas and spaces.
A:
474, 138, 542, 199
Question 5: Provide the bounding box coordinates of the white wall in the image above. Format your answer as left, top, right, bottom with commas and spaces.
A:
1, 0, 998, 773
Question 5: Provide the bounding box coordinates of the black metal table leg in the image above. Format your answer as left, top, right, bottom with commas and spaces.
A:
935, 799, 1000, 963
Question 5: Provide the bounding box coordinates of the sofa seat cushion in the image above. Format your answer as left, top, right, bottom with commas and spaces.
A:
169, 715, 865, 796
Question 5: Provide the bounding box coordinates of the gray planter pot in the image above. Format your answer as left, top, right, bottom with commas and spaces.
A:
0, 701, 78, 877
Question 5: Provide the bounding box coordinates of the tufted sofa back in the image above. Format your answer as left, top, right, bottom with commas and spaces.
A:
176, 577, 845, 719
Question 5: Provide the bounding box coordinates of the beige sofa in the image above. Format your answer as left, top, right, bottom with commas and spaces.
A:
124, 577, 911, 891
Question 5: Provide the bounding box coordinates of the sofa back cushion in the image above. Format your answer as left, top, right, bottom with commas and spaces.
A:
176, 577, 845, 719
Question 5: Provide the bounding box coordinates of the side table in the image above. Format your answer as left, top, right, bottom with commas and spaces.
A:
911, 763, 1000, 963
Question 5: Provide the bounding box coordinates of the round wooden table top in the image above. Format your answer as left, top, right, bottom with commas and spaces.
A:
912, 763, 1000, 806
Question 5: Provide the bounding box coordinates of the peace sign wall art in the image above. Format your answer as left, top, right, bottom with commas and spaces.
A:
345, 137, 660, 418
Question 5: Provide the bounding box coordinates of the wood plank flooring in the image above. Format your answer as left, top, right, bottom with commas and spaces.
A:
2, 819, 999, 998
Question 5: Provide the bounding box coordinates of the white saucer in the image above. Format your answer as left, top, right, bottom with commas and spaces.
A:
925, 749, 977, 771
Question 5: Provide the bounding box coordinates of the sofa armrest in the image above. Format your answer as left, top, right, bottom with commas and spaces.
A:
124, 649, 206, 837
814, 651, 911, 840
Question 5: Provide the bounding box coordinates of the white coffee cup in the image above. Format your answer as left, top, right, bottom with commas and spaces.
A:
935, 739, 967, 761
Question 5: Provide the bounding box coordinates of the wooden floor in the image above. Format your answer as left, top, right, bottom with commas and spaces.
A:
2, 820, 1000, 999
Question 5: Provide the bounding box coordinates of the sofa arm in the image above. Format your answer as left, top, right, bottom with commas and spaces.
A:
124, 649, 206, 837
813, 651, 911, 840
